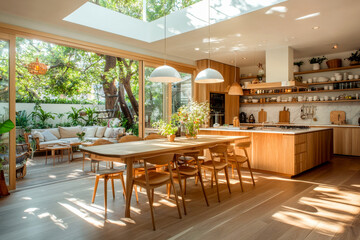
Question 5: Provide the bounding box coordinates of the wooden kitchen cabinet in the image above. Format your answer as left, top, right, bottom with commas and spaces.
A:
333, 127, 360, 156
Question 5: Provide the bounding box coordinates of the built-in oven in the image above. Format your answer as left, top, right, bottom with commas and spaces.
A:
210, 92, 225, 126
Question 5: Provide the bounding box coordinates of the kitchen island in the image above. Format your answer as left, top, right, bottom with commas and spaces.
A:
199, 127, 333, 177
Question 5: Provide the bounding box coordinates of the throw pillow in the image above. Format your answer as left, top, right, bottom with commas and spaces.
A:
48, 128, 61, 139
104, 128, 114, 138
59, 126, 82, 138
42, 130, 58, 141
32, 131, 45, 142
84, 127, 98, 137
95, 126, 107, 138
112, 127, 126, 138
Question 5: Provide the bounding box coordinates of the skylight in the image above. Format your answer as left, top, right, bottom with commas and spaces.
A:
64, 0, 287, 43
88, 0, 202, 22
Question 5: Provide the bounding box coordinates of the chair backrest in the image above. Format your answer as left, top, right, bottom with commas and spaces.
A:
92, 139, 114, 146
208, 144, 229, 163
235, 141, 251, 149
143, 153, 174, 165
144, 134, 166, 140
118, 135, 142, 143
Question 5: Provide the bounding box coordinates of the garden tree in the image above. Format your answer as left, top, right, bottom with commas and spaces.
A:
0, 41, 9, 102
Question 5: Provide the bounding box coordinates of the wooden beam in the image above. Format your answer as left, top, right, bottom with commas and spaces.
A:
138, 60, 145, 138
9, 34, 16, 190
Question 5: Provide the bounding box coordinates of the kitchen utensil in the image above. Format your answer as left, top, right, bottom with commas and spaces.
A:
348, 74, 354, 80
258, 109, 267, 123
313, 96, 318, 101
324, 85, 329, 90
233, 117, 240, 127
279, 106, 290, 124
308, 97, 313, 101
331, 96, 336, 101
324, 96, 329, 101
307, 78, 313, 83
329, 85, 334, 90
335, 75, 343, 81
355, 74, 359, 79
330, 111, 346, 125
240, 112, 247, 123
330, 76, 336, 81
320, 97, 324, 101
249, 114, 255, 123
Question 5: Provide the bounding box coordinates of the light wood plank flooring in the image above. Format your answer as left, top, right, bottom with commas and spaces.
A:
0, 155, 359, 240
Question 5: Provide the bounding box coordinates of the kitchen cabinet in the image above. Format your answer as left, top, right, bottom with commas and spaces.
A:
333, 127, 360, 156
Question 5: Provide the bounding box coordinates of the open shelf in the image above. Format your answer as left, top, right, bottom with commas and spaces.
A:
241, 99, 360, 105
307, 79, 360, 85
243, 88, 360, 96
239, 75, 265, 80
294, 65, 360, 75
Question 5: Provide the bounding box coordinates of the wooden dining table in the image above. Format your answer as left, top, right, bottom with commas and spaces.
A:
80, 134, 249, 218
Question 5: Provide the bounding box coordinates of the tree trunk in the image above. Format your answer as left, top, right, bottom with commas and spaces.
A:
101, 55, 117, 111
0, 170, 9, 197
118, 83, 133, 126
123, 76, 139, 116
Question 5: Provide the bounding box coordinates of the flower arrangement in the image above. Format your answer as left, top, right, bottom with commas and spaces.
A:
152, 119, 178, 142
177, 101, 210, 138
76, 131, 85, 141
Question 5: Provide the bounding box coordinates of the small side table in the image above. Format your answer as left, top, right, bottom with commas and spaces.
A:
45, 145, 72, 166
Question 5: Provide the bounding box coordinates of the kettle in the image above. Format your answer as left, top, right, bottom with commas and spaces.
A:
249, 114, 255, 123
240, 112, 247, 123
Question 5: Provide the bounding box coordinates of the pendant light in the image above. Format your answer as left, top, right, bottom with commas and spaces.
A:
149, 4, 181, 83
228, 53, 243, 95
195, 0, 224, 84
27, 58, 47, 75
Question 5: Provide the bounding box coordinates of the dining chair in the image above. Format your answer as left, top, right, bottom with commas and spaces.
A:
172, 150, 209, 215
83, 139, 114, 172
132, 153, 182, 230
203, 144, 232, 202
118, 135, 143, 143
227, 141, 255, 191
144, 134, 166, 140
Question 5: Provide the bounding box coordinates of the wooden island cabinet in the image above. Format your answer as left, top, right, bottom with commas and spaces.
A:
199, 128, 333, 177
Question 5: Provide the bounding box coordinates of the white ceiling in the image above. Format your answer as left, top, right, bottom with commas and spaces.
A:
0, 0, 360, 67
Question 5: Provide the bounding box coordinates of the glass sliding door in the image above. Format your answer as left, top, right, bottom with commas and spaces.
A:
172, 72, 192, 114
0, 39, 10, 185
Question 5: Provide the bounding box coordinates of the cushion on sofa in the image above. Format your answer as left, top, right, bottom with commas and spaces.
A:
32, 131, 45, 142
84, 126, 98, 137
48, 128, 61, 139
42, 130, 58, 141
95, 127, 107, 138
112, 127, 126, 138
59, 126, 82, 138
104, 128, 113, 138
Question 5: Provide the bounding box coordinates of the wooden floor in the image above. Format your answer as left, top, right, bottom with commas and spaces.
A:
1, 155, 359, 240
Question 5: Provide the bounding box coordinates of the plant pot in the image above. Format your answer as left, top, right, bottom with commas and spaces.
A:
293, 65, 300, 72
167, 134, 175, 142
312, 63, 320, 70
185, 134, 197, 139
0, 170, 9, 197
350, 60, 359, 66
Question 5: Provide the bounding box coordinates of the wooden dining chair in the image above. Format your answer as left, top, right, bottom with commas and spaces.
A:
131, 153, 182, 230
172, 150, 209, 215
144, 134, 166, 140
203, 144, 232, 202
227, 141, 255, 192
118, 135, 143, 143
83, 139, 114, 172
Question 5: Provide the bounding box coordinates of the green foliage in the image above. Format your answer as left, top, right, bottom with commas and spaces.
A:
82, 107, 98, 126
0, 119, 15, 170
16, 110, 31, 128
16, 97, 102, 105
309, 56, 327, 64
345, 50, 360, 62
76, 131, 85, 141
152, 119, 178, 136
177, 101, 210, 137
294, 61, 304, 67
16, 135, 25, 143
30, 104, 55, 129
67, 107, 83, 126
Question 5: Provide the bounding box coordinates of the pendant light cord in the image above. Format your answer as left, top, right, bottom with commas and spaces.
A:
164, 1, 167, 65
234, 53, 237, 83
208, 0, 211, 68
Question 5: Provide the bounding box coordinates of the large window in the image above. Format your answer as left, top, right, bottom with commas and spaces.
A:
172, 72, 192, 114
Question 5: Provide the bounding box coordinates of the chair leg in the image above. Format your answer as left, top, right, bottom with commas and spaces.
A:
167, 183, 171, 198
176, 174, 187, 216
211, 171, 214, 188
120, 173, 126, 199
198, 171, 209, 206
247, 160, 256, 186
170, 178, 182, 220
134, 184, 139, 203
104, 176, 108, 217
232, 164, 235, 178
111, 178, 115, 199
213, 170, 221, 202
224, 166, 231, 194
236, 162, 244, 192
183, 178, 187, 195
92, 175, 100, 203
146, 187, 156, 231
151, 189, 154, 203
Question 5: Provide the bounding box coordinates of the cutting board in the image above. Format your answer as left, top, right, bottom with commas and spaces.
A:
330, 111, 346, 125
279, 107, 290, 124
258, 109, 267, 123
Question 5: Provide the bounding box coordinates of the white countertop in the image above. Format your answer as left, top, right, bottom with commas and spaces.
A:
200, 127, 332, 135
238, 123, 360, 128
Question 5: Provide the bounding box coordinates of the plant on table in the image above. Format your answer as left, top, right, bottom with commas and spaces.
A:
76, 131, 85, 142
152, 118, 178, 142
177, 101, 210, 138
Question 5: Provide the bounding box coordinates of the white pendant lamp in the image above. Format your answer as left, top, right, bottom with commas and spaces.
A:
149, 6, 181, 83
195, 0, 224, 84
228, 54, 243, 95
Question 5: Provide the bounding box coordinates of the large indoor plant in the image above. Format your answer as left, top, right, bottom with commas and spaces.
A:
152, 119, 178, 142
0, 119, 15, 197
177, 101, 210, 139
309, 56, 327, 70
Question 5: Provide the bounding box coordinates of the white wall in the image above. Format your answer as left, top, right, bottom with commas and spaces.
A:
239, 50, 360, 125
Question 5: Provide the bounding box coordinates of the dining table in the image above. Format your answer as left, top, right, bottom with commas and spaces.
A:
80, 134, 249, 218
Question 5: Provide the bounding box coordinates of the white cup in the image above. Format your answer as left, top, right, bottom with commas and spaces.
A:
308, 97, 313, 102
331, 96, 336, 101
244, 82, 249, 88
313, 96, 318, 101
298, 96, 303, 102
308, 78, 313, 83
324, 85, 329, 90
288, 97, 293, 102
330, 76, 336, 81
335, 75, 343, 81
324, 96, 329, 101
348, 75, 354, 80
329, 85, 334, 90
355, 74, 359, 79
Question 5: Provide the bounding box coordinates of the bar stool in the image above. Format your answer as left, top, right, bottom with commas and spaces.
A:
227, 141, 255, 192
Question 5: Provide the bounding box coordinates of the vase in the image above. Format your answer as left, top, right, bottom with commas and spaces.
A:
185, 125, 198, 139
167, 134, 175, 142
312, 63, 320, 70
350, 60, 359, 66
293, 65, 299, 72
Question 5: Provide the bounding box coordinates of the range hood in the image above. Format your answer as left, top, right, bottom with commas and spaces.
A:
245, 46, 307, 90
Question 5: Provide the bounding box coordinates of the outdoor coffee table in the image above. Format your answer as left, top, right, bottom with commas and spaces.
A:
45, 145, 72, 166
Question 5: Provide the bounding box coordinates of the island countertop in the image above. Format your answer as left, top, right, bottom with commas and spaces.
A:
200, 127, 332, 135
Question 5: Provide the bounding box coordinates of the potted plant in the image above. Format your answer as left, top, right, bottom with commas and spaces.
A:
293, 61, 304, 72
152, 119, 178, 142
344, 50, 360, 66
0, 119, 15, 197
309, 56, 327, 70
177, 101, 210, 139
76, 131, 85, 142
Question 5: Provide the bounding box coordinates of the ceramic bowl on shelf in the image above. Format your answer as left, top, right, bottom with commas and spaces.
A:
330, 76, 336, 81
252, 99, 259, 103
335, 75, 343, 81
317, 76, 329, 82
